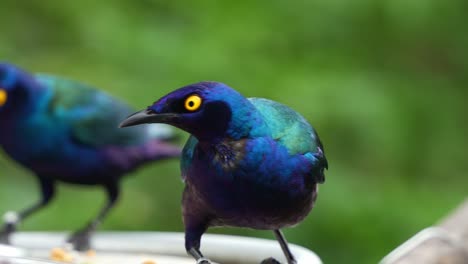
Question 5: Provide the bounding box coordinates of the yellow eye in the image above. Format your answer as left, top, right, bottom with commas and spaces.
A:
0, 89, 7, 106
184, 95, 202, 111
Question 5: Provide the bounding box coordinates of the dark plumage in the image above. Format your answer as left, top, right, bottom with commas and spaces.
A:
0, 63, 181, 250
120, 81, 328, 264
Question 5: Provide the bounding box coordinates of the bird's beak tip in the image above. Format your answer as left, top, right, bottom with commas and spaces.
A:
119, 109, 150, 128
119, 109, 175, 128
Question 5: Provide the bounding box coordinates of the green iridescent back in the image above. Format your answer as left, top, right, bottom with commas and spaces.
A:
36, 74, 151, 147
248, 97, 319, 155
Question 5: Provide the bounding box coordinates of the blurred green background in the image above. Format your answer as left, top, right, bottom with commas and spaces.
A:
0, 1, 467, 263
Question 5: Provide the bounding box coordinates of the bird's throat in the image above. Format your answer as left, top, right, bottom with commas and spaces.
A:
208, 139, 247, 172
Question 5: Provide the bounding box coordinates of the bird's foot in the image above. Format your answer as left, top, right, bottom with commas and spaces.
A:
196, 258, 212, 264
0, 211, 19, 244
260, 257, 282, 264
66, 229, 92, 251
0, 227, 13, 244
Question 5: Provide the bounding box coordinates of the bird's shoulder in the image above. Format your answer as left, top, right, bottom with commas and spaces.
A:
36, 74, 151, 147
249, 98, 327, 183
248, 97, 319, 155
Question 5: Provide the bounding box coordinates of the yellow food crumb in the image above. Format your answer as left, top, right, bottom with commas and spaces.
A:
142, 260, 157, 264
86, 249, 96, 257
50, 247, 74, 262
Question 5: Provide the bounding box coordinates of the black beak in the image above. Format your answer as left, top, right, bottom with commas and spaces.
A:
119, 109, 176, 128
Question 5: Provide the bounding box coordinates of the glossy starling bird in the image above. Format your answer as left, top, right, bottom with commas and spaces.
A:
0, 63, 181, 251
120, 81, 327, 264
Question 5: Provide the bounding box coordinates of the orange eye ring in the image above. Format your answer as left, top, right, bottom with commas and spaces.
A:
0, 89, 7, 106
184, 95, 202, 111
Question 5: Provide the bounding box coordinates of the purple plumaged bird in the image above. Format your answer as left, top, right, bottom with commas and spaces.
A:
120, 82, 328, 264
0, 63, 181, 251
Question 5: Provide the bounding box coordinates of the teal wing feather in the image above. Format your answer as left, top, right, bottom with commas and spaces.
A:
249, 97, 327, 183
248, 98, 320, 155
36, 74, 151, 147
181, 135, 198, 180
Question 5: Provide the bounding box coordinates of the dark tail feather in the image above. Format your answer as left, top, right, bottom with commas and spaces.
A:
143, 139, 182, 161
104, 140, 181, 173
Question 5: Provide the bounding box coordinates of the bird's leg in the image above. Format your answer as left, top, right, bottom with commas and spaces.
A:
67, 183, 119, 251
0, 178, 55, 244
260, 257, 282, 264
188, 247, 211, 264
185, 221, 211, 264
273, 229, 297, 264
183, 187, 212, 264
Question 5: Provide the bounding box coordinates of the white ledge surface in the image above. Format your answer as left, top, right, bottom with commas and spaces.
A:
0, 231, 322, 264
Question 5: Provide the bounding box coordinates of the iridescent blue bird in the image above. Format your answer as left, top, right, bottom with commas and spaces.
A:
120, 82, 328, 264
0, 63, 181, 251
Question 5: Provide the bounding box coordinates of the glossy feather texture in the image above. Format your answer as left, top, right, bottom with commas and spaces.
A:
125, 81, 328, 260
0, 66, 180, 184
0, 63, 181, 250
179, 93, 327, 230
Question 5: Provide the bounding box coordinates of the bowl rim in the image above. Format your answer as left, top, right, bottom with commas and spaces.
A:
6, 231, 322, 264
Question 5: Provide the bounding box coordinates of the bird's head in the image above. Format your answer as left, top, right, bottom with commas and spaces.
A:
120, 81, 266, 141
0, 63, 37, 112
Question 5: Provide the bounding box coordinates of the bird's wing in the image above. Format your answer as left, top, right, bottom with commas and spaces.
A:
35, 74, 154, 147
248, 98, 319, 154
181, 135, 198, 180
249, 98, 327, 183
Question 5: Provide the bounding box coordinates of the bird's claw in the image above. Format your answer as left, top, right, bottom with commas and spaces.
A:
0, 232, 11, 244
260, 257, 282, 264
0, 223, 16, 244
196, 258, 212, 264
66, 229, 92, 251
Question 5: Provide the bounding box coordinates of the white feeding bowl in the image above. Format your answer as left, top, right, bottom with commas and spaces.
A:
3, 232, 322, 264
0, 244, 26, 257
0, 256, 62, 264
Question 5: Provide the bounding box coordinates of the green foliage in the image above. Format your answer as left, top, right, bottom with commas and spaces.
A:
0, 1, 466, 263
